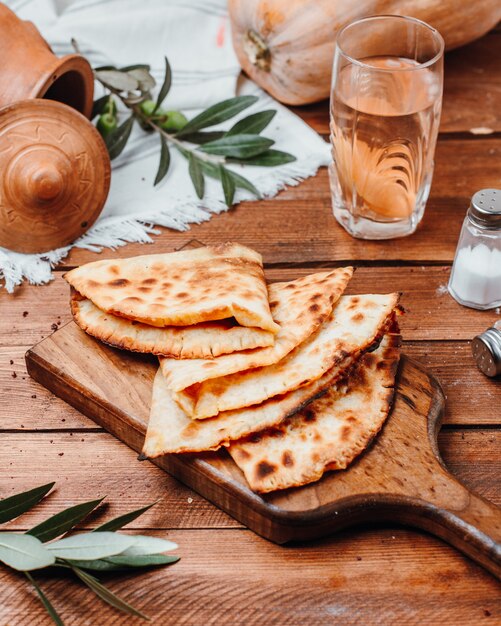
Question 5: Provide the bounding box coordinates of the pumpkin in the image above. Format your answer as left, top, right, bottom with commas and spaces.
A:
228, 0, 501, 105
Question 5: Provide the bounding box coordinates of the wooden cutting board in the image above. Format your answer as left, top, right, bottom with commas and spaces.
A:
26, 322, 501, 578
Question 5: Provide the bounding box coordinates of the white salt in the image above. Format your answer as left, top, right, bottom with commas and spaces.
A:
448, 244, 501, 308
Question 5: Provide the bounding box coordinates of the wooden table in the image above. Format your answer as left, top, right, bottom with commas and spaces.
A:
1, 28, 500, 625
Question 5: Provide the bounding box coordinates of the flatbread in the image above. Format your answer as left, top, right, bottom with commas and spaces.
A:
228, 334, 401, 493
160, 268, 354, 390
142, 353, 356, 456
64, 243, 279, 333
70, 292, 275, 359
173, 293, 400, 419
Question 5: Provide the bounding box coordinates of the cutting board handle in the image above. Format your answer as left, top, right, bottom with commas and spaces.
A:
394, 468, 501, 579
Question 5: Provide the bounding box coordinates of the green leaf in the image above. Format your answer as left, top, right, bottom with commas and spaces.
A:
27, 498, 104, 543
227, 170, 261, 199
95, 69, 138, 92
188, 153, 205, 199
65, 554, 179, 572
120, 64, 151, 72
200, 134, 274, 158
198, 160, 221, 179
94, 65, 117, 72
25, 572, 64, 626
59, 558, 121, 572
72, 567, 149, 620
180, 131, 225, 145
107, 553, 179, 567
127, 68, 156, 92
123, 92, 147, 106
154, 56, 172, 112
229, 149, 296, 167
0, 533, 55, 571
0, 482, 54, 524
46, 532, 134, 560
179, 96, 258, 134
154, 136, 170, 186
120, 535, 178, 556
91, 95, 110, 120
226, 110, 276, 136
220, 166, 235, 207
105, 115, 134, 160
184, 155, 260, 200
93, 503, 155, 533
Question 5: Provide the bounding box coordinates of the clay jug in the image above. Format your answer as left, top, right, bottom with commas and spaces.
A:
0, 3, 94, 117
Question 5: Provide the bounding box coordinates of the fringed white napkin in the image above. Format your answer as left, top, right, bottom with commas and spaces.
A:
1, 0, 330, 292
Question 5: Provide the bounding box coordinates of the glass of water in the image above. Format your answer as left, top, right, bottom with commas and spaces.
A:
329, 15, 444, 239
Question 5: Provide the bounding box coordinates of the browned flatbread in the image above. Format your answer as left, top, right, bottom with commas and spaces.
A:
142, 297, 399, 456
159, 268, 353, 389
228, 334, 401, 493
64, 243, 279, 333
70, 291, 275, 358
142, 353, 355, 457
172, 293, 400, 419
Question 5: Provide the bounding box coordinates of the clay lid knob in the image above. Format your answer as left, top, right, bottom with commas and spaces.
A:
12, 149, 70, 208
0, 100, 111, 254
32, 166, 64, 202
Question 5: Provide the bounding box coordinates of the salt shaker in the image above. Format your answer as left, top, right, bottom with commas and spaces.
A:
448, 189, 501, 310
472, 320, 501, 378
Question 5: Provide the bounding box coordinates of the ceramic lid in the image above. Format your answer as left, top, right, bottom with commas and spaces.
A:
0, 99, 110, 253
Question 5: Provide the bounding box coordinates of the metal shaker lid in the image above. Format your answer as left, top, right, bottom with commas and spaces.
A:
471, 327, 501, 377
468, 189, 501, 229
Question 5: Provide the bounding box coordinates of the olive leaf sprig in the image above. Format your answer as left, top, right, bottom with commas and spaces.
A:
0, 483, 179, 624
71, 41, 296, 206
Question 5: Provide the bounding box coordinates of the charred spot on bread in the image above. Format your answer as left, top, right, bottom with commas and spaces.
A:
236, 448, 251, 460
108, 278, 130, 287
282, 451, 294, 467
341, 425, 352, 442
303, 408, 316, 423
256, 460, 277, 479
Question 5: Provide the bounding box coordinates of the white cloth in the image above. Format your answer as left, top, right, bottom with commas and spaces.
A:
1, 0, 330, 292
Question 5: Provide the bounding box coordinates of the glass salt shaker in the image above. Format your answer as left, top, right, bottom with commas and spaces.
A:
448, 189, 501, 310
472, 320, 501, 378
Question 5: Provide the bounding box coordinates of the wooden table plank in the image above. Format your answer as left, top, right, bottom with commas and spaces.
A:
2, 267, 497, 346
56, 139, 501, 267
3, 340, 499, 430
1, 25, 500, 626
0, 528, 499, 625
1, 430, 498, 531
291, 32, 501, 135
4, 266, 499, 429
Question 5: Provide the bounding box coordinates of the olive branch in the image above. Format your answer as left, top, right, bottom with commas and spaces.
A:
0, 483, 179, 624
72, 41, 296, 206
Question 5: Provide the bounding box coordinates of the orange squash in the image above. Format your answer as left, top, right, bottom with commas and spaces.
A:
228, 0, 501, 105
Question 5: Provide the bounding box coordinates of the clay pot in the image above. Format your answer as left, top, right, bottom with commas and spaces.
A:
0, 3, 94, 118
0, 100, 111, 253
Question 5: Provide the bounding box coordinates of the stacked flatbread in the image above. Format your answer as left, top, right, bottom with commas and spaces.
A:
65, 243, 281, 358
66, 243, 401, 494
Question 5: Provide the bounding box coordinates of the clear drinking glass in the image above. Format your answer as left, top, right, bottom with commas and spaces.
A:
329, 15, 444, 239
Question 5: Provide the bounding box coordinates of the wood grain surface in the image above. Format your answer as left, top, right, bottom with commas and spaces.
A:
1, 27, 501, 625
1, 529, 499, 625
58, 139, 501, 267
24, 329, 501, 576
1, 430, 499, 530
